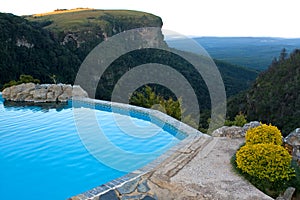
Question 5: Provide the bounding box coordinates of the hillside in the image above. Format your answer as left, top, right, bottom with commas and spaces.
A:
96, 48, 258, 108
0, 12, 81, 86
227, 49, 300, 135
167, 37, 300, 70
0, 9, 258, 111
25, 8, 163, 60
0, 9, 163, 88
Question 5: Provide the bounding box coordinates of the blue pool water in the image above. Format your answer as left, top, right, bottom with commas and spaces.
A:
0, 95, 183, 200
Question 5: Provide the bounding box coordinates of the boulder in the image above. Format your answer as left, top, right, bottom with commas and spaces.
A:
2, 87, 10, 98
276, 187, 295, 200
211, 126, 244, 138
242, 121, 261, 132
212, 121, 261, 138
2, 83, 35, 101
72, 85, 88, 98
58, 85, 72, 102
285, 128, 300, 146
48, 84, 63, 100
33, 87, 48, 101
2, 83, 88, 103
284, 128, 300, 160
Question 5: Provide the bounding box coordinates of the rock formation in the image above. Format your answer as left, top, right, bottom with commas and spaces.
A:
211, 121, 261, 138
2, 83, 88, 103
211, 126, 245, 138
276, 187, 295, 200
284, 128, 300, 161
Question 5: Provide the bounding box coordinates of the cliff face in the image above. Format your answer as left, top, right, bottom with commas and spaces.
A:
25, 9, 164, 60
0, 9, 164, 88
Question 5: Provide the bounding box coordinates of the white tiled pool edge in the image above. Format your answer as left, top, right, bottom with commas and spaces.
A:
72, 97, 204, 137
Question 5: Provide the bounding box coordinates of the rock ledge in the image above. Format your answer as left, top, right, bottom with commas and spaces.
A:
2, 83, 88, 103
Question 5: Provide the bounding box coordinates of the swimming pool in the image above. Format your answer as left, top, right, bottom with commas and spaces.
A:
0, 94, 185, 200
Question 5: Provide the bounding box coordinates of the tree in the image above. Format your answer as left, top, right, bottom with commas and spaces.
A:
279, 48, 287, 61
49, 74, 57, 84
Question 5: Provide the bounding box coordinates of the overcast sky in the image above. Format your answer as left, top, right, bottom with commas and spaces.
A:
1, 0, 299, 38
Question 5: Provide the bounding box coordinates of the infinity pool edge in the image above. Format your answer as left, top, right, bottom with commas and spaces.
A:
69, 97, 210, 200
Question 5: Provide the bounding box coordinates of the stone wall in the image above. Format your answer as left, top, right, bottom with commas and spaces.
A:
2, 83, 88, 103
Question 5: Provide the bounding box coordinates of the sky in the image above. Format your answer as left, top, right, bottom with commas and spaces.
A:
0, 0, 299, 38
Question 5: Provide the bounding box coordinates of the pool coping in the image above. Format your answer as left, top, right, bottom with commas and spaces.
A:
69, 97, 208, 200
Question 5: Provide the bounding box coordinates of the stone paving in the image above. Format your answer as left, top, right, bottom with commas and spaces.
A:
71, 136, 274, 200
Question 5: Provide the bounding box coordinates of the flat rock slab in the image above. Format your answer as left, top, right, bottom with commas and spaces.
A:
168, 137, 273, 200
99, 190, 119, 200
117, 177, 141, 194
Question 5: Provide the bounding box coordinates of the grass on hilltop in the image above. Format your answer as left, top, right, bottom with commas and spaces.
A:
25, 8, 162, 33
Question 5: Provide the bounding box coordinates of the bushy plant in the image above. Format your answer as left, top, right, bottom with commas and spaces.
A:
245, 124, 282, 145
224, 113, 247, 127
233, 124, 298, 197
3, 74, 40, 89
236, 144, 295, 182
130, 85, 198, 128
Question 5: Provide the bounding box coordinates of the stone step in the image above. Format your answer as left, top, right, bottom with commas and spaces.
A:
152, 134, 214, 179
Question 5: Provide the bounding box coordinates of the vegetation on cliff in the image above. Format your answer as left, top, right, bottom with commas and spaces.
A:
0, 10, 162, 89
0, 12, 81, 87
227, 49, 300, 135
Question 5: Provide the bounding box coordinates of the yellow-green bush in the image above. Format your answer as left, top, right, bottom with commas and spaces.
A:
245, 124, 282, 145
236, 144, 295, 182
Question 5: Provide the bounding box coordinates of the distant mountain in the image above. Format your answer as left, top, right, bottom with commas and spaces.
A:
167, 37, 300, 70
0, 9, 258, 110
227, 49, 300, 135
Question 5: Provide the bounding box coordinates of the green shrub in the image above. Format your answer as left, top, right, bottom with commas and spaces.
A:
224, 113, 247, 127
19, 74, 40, 84
236, 143, 295, 183
3, 74, 40, 90
3, 80, 18, 89
245, 124, 282, 145
130, 85, 198, 128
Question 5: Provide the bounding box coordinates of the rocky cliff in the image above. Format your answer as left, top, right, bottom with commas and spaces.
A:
25, 8, 164, 60
0, 9, 164, 88
2, 83, 88, 103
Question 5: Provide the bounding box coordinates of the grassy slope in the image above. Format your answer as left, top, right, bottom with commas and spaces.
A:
26, 8, 163, 61
25, 8, 162, 35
